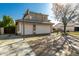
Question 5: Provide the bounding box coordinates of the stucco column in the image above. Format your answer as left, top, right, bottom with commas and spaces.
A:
0, 27, 4, 35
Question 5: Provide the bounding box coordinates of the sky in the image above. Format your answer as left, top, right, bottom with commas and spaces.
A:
0, 3, 58, 24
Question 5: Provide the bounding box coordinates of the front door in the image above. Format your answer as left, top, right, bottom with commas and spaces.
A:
33, 25, 36, 34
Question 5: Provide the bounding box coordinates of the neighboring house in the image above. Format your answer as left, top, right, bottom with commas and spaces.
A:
54, 21, 79, 32
16, 10, 53, 35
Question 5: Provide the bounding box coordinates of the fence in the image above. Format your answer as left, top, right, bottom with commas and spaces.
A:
4, 26, 16, 34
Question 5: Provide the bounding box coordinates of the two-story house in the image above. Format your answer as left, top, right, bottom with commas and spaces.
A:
16, 10, 53, 35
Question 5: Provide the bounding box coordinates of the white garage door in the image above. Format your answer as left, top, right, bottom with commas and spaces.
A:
24, 24, 33, 35
36, 24, 50, 34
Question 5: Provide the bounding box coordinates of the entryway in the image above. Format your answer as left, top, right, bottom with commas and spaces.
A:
33, 25, 36, 34
74, 27, 79, 31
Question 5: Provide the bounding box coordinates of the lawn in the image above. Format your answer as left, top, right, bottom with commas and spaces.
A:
68, 32, 79, 37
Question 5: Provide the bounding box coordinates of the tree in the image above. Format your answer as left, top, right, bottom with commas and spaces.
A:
53, 3, 79, 34
1, 16, 16, 34
0, 21, 3, 27
2, 16, 14, 27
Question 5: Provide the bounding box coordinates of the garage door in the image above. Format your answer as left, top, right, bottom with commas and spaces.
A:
75, 27, 79, 31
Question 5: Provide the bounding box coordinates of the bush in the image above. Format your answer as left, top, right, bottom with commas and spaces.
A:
53, 28, 59, 33
4, 25, 16, 34
61, 32, 68, 36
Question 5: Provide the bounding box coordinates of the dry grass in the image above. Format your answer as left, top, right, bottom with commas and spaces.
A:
68, 32, 79, 37
0, 38, 23, 47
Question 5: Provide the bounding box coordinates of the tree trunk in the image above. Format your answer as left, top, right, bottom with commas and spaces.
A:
63, 25, 67, 35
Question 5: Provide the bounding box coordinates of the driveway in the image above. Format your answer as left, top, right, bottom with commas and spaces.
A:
0, 33, 61, 56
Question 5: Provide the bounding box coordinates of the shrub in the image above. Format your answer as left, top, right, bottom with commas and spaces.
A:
4, 25, 16, 34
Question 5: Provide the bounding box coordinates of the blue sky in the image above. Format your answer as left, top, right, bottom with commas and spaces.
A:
0, 3, 57, 23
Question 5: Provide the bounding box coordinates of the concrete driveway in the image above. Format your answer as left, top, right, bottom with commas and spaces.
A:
0, 33, 61, 56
